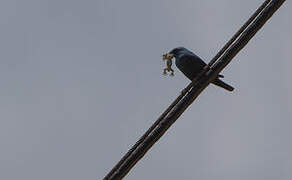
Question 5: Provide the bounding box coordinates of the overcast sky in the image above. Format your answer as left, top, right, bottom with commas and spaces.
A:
0, 0, 291, 180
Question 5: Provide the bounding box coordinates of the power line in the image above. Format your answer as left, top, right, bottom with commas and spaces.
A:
104, 0, 286, 179
104, 1, 271, 178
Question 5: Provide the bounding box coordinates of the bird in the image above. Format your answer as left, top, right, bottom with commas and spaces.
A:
163, 47, 234, 91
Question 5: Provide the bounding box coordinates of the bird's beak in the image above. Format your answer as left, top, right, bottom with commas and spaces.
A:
162, 53, 174, 60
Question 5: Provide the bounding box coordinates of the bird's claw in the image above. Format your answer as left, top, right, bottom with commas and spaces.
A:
181, 88, 188, 95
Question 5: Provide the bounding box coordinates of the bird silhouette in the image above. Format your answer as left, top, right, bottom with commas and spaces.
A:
164, 47, 234, 91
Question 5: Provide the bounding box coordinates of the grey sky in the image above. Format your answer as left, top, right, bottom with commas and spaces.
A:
0, 0, 291, 180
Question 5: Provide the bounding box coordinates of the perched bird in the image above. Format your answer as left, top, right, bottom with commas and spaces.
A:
163, 47, 234, 91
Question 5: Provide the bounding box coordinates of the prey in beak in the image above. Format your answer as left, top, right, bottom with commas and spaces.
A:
162, 53, 174, 76
162, 53, 174, 60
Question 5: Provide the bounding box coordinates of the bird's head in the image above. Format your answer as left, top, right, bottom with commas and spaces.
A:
162, 47, 189, 60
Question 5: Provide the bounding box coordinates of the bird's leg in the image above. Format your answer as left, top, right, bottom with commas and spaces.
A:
181, 87, 188, 95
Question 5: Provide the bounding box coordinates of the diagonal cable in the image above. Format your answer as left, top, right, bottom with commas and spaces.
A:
103, 0, 285, 179
104, 1, 270, 178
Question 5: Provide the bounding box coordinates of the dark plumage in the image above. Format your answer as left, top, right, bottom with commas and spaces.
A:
168, 47, 234, 91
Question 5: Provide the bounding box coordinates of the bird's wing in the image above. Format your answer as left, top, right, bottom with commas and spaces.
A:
175, 54, 207, 80
181, 54, 206, 69
181, 54, 224, 78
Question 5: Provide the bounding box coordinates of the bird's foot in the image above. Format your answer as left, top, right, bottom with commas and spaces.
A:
181, 88, 188, 95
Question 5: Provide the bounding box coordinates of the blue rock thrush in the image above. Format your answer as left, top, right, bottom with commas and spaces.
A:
163, 47, 234, 91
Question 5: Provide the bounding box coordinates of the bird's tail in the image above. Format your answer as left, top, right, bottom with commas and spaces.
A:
212, 78, 234, 92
